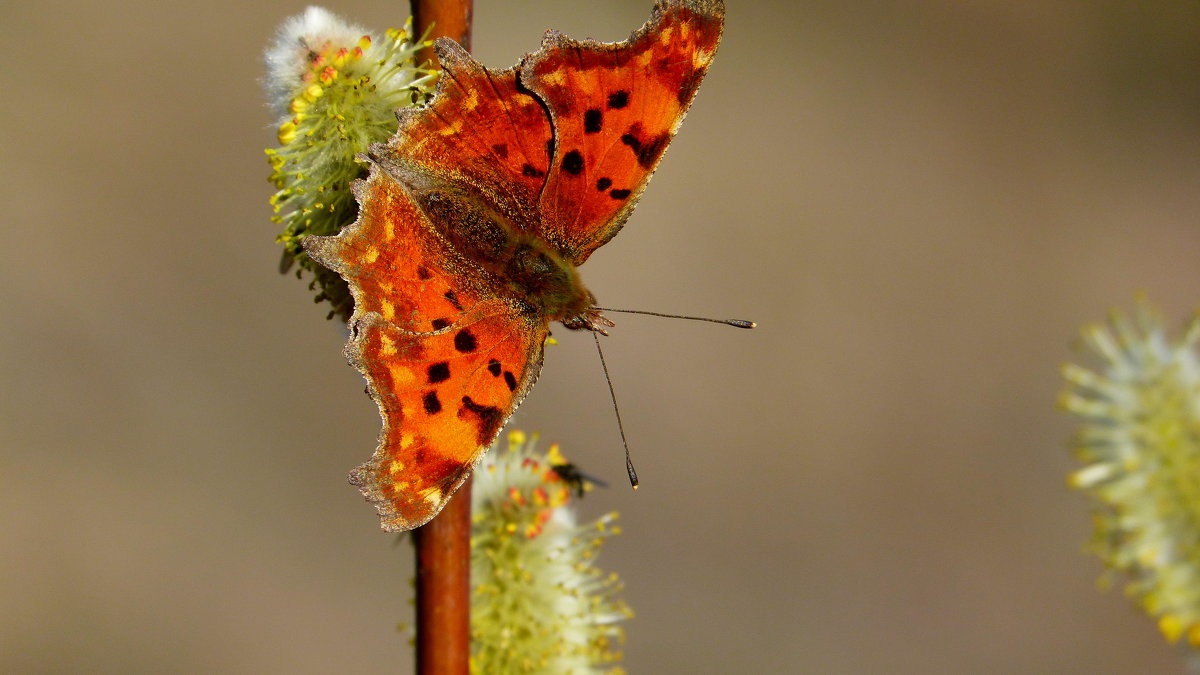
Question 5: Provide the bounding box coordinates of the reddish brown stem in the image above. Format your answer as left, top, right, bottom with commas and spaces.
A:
408, 3, 472, 667
413, 478, 472, 675
412, 0, 473, 69
409, 3, 473, 672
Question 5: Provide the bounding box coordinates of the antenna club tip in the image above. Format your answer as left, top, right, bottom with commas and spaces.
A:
631, 483, 639, 491
736, 320, 757, 329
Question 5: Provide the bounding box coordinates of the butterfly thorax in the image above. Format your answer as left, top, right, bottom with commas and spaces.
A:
413, 189, 594, 325
499, 236, 594, 325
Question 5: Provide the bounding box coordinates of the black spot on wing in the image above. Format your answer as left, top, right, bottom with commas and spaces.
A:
487, 359, 502, 376
460, 395, 504, 444
503, 371, 517, 391
607, 90, 629, 109
443, 290, 463, 311
621, 124, 671, 169
677, 68, 705, 105
454, 328, 477, 353
422, 390, 442, 414
584, 109, 602, 134
522, 163, 544, 178
431, 318, 451, 330
561, 150, 584, 175
609, 189, 631, 200
596, 177, 612, 191
636, 133, 671, 168
427, 362, 450, 383
416, 265, 433, 280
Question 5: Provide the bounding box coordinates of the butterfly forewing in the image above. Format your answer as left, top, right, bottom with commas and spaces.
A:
522, 0, 724, 264
373, 41, 553, 237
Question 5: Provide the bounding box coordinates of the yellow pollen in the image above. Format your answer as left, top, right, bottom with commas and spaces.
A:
277, 121, 297, 145
1160, 614, 1185, 643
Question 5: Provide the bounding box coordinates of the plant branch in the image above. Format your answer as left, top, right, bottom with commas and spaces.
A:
411, 0, 473, 69
409, 5, 474, 674
413, 477, 473, 675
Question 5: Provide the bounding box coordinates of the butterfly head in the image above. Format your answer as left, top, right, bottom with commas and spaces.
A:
560, 305, 616, 335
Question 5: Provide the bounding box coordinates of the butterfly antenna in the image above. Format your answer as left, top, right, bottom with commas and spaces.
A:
593, 307, 756, 329
592, 331, 639, 490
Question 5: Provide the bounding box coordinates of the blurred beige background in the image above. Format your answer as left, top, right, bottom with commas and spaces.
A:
3, 0, 1199, 672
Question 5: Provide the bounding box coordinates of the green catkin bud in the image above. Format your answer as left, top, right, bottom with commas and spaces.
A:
263, 7, 436, 319
1061, 297, 1200, 647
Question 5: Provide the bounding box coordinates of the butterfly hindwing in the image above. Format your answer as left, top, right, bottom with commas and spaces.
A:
305, 169, 548, 531
344, 308, 547, 531
521, 0, 724, 264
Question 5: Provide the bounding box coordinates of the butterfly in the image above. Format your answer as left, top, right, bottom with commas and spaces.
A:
304, 0, 725, 531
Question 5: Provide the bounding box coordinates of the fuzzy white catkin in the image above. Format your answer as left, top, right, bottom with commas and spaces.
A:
263, 6, 371, 117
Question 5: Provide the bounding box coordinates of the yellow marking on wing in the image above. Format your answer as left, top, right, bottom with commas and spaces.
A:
379, 299, 395, 320
389, 459, 405, 474
389, 364, 415, 386
540, 69, 567, 86
379, 333, 397, 356
462, 88, 479, 111
659, 26, 674, 45
361, 247, 380, 265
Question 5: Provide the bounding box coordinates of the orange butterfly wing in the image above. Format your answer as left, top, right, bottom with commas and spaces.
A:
372, 40, 552, 238
522, 0, 724, 264
305, 169, 547, 531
